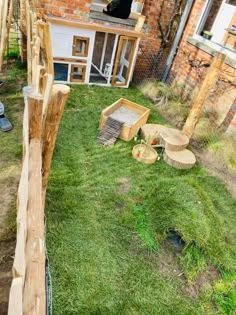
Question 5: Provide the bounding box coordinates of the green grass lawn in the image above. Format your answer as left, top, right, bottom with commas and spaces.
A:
46, 85, 236, 315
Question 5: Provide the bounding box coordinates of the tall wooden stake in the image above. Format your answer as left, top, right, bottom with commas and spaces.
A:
182, 53, 226, 138
42, 84, 70, 198
0, 0, 8, 71
23, 93, 45, 315
37, 21, 54, 76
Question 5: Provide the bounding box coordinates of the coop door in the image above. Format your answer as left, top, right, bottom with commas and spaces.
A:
112, 36, 137, 87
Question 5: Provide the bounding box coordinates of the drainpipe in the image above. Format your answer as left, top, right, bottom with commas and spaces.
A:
161, 0, 194, 82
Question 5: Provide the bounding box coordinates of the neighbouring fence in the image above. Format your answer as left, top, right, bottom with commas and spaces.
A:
0, 0, 14, 70
7, 2, 70, 314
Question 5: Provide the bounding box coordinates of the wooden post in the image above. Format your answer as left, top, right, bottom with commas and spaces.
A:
26, 0, 32, 84
182, 53, 226, 138
42, 84, 70, 196
28, 93, 44, 140
0, 0, 3, 33
6, 0, 14, 50
23, 93, 46, 315
0, 0, 8, 71
23, 139, 45, 315
8, 278, 23, 315
135, 15, 146, 32
37, 21, 54, 75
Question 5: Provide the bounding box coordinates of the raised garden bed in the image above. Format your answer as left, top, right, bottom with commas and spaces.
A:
99, 98, 150, 141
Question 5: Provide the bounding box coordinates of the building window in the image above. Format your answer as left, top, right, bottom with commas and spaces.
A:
195, 0, 236, 52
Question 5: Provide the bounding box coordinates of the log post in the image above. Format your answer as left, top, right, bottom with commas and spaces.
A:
26, 0, 32, 84
6, 0, 14, 51
23, 93, 46, 314
37, 21, 54, 76
28, 93, 44, 140
0, 0, 3, 32
182, 53, 226, 138
0, 0, 8, 71
42, 84, 70, 197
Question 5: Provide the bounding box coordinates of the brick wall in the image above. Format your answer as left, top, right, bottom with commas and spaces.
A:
34, 0, 92, 21
133, 0, 185, 82
170, 0, 236, 134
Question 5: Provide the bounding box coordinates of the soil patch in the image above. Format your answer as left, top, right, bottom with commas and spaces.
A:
0, 240, 15, 315
117, 177, 131, 195
186, 265, 220, 298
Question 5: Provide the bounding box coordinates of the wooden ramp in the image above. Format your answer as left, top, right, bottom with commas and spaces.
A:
97, 117, 124, 146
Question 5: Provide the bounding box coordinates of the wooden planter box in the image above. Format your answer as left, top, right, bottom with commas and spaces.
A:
99, 98, 150, 141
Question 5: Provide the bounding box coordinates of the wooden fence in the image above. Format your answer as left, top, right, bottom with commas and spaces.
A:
0, 0, 14, 70
7, 2, 70, 314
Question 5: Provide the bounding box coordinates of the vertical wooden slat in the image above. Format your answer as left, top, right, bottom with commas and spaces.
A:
23, 139, 45, 315
23, 93, 45, 315
42, 84, 70, 196
37, 21, 54, 75
26, 0, 32, 84
31, 37, 41, 91
8, 278, 23, 315
0, 0, 8, 71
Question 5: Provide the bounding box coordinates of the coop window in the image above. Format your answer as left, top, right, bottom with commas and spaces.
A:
72, 36, 90, 57
54, 63, 69, 81
70, 64, 86, 82
195, 0, 236, 51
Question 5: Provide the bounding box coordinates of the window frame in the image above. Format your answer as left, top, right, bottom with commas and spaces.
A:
193, 0, 236, 59
72, 36, 90, 57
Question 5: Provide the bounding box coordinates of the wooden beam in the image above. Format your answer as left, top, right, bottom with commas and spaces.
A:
47, 16, 145, 38
182, 53, 226, 138
135, 15, 146, 32
42, 84, 70, 196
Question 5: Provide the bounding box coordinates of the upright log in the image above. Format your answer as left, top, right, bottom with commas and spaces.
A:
0, 0, 8, 71
6, 0, 14, 50
182, 53, 226, 138
37, 21, 54, 75
42, 84, 70, 196
0, 0, 3, 32
28, 92, 43, 139
23, 93, 45, 314
26, 0, 32, 84
23, 139, 45, 315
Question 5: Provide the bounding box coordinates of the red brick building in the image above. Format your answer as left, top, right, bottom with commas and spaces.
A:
170, 0, 236, 135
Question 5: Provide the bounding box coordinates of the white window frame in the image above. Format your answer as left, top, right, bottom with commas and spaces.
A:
193, 0, 236, 59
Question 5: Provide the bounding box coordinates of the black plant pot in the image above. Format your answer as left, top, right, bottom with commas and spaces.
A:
202, 32, 213, 40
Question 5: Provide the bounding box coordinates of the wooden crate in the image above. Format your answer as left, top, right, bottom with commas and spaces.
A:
99, 98, 150, 141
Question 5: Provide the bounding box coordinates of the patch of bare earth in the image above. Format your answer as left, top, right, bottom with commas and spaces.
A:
131, 239, 220, 300
117, 177, 131, 195
0, 164, 20, 314
0, 241, 15, 314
